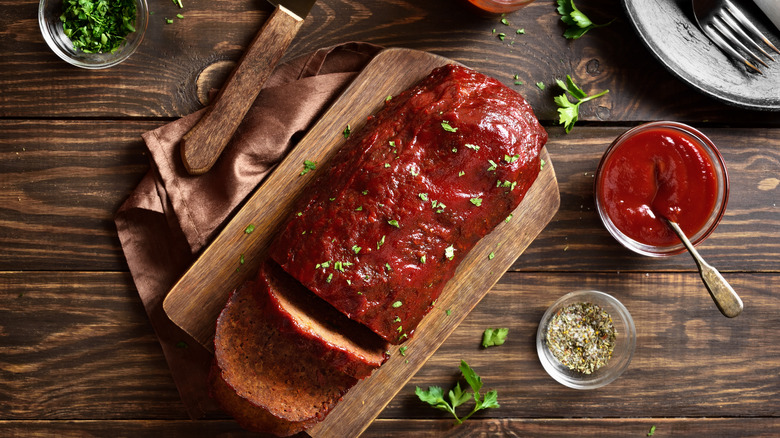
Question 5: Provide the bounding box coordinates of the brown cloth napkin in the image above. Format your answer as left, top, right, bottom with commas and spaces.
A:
114, 42, 382, 419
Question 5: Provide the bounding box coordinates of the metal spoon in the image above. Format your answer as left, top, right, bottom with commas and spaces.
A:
665, 219, 743, 318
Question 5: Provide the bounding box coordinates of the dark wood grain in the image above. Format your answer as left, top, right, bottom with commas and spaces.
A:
2, 0, 779, 124
2, 418, 780, 437
1, 121, 776, 273
1, 272, 777, 421
2, 0, 779, 435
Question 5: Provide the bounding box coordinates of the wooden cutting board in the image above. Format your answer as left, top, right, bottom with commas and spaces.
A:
163, 47, 559, 437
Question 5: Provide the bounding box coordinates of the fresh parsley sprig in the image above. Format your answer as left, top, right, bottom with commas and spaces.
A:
554, 75, 609, 133
415, 360, 500, 425
556, 0, 614, 40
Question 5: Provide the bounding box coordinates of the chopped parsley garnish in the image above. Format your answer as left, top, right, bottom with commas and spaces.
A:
470, 198, 482, 207
385, 95, 393, 101
300, 159, 317, 176
541, 158, 546, 169
441, 121, 458, 132
488, 252, 495, 260
410, 165, 420, 176
465, 143, 480, 151
517, 28, 525, 34
487, 160, 498, 172
392, 300, 403, 308
60, 0, 138, 54
419, 193, 429, 201
504, 154, 519, 163
377, 235, 386, 249
497, 32, 506, 41
326, 273, 333, 283
445, 245, 455, 260
388, 219, 400, 228
420, 254, 426, 263
446, 309, 452, 316
384, 163, 391, 168
482, 328, 509, 348
554, 74, 609, 133
352, 245, 362, 254
355, 206, 363, 211
385, 263, 393, 271
244, 224, 255, 234
389, 140, 396, 147
399, 346, 408, 356
505, 214, 513, 222
536, 82, 546, 90
501, 18, 509, 25
458, 171, 465, 177
343, 124, 351, 138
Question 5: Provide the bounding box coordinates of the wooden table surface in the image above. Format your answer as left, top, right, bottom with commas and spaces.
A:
2, 0, 779, 436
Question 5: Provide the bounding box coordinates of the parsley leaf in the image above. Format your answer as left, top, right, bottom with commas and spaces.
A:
415, 360, 499, 425
482, 328, 509, 348
556, 0, 614, 39
554, 75, 609, 133
441, 121, 458, 132
300, 159, 317, 176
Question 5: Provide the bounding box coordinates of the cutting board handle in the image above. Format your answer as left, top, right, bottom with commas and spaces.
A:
180, 6, 304, 175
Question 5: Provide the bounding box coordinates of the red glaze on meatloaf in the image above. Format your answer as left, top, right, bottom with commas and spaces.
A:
260, 260, 389, 379
269, 64, 547, 344
211, 280, 357, 436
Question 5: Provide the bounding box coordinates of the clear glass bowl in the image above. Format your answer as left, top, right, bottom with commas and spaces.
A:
537, 290, 636, 390
38, 0, 148, 69
594, 121, 729, 257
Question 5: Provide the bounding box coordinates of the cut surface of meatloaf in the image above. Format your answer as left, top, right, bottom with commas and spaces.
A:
259, 260, 388, 379
269, 64, 547, 344
211, 279, 357, 437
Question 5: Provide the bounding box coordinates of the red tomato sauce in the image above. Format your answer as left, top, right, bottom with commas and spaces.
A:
597, 127, 718, 247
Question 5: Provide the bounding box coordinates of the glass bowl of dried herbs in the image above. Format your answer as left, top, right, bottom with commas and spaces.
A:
536, 290, 636, 390
39, 0, 148, 69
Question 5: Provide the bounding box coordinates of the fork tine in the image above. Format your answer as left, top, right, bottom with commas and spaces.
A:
712, 16, 770, 68
720, 8, 774, 60
724, 0, 780, 55
703, 24, 763, 74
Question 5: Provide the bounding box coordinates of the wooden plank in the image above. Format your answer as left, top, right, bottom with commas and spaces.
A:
162, 47, 559, 347
161, 47, 559, 437
1, 417, 780, 437
1, 271, 777, 420
2, 0, 779, 124
0, 121, 777, 272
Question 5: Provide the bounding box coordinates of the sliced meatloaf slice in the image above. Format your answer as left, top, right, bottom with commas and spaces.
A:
211, 278, 357, 437
260, 260, 388, 379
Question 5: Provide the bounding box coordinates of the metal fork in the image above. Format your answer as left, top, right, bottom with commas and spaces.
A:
692, 0, 780, 74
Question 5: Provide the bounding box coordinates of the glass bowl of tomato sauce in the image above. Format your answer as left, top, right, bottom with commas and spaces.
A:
595, 121, 729, 257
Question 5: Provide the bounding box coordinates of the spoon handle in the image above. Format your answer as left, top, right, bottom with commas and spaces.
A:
666, 220, 743, 318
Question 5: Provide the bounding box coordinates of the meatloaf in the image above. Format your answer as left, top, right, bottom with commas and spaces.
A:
269, 64, 547, 344
259, 260, 388, 379
211, 277, 358, 436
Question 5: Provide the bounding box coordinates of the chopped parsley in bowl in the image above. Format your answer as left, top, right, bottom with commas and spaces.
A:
38, 0, 148, 69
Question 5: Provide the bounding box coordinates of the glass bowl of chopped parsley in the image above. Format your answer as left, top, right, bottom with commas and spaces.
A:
536, 290, 636, 389
39, 0, 148, 69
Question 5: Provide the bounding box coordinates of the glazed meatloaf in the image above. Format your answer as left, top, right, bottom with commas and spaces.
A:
269, 64, 547, 344
211, 277, 358, 436
259, 260, 388, 379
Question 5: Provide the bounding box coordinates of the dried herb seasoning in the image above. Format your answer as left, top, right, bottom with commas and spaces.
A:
545, 301, 616, 374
